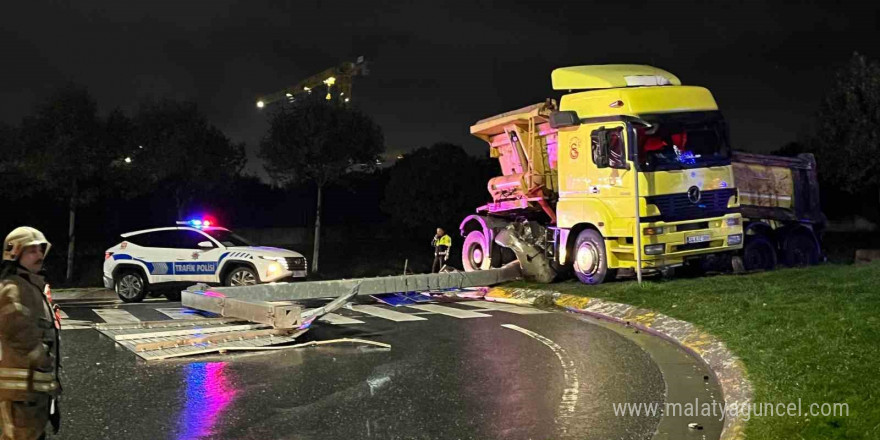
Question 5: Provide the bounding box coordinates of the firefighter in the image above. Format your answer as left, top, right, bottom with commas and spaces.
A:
431, 227, 452, 273
1, 227, 61, 440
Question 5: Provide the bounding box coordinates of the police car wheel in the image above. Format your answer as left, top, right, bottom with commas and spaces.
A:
115, 271, 147, 303
226, 267, 258, 286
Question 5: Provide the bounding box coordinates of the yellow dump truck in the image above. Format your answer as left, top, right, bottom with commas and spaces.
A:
460, 65, 745, 284
732, 152, 824, 270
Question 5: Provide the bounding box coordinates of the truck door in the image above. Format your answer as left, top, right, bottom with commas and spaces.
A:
585, 122, 631, 199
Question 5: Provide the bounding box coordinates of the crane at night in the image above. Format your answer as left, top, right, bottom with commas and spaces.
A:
255, 56, 369, 109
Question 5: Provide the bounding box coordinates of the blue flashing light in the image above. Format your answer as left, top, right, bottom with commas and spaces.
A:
720, 181, 729, 188
186, 218, 214, 229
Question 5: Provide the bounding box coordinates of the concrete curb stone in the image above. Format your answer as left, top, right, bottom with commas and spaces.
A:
484, 286, 752, 440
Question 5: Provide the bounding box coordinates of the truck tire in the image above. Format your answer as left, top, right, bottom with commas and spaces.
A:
743, 236, 777, 271
462, 230, 492, 271
226, 266, 258, 286
115, 270, 148, 303
572, 229, 612, 285
782, 231, 820, 267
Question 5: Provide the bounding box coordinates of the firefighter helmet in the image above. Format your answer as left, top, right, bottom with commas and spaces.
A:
3, 226, 51, 262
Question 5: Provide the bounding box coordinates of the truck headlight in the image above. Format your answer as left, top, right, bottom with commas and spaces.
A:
644, 244, 665, 255
644, 226, 665, 235
726, 217, 741, 227
728, 234, 743, 245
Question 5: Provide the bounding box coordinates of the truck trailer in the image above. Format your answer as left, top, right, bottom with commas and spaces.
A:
459, 65, 745, 284
732, 151, 824, 271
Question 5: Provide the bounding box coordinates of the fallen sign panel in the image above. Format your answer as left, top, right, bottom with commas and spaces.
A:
95, 319, 308, 361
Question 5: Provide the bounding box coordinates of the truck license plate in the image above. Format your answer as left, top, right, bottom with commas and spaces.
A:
686, 234, 711, 244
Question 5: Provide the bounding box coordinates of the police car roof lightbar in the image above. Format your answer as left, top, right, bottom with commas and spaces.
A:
176, 219, 213, 228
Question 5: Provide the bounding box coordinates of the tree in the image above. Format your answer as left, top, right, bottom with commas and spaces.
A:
260, 95, 384, 273
382, 143, 498, 230
809, 52, 880, 207
18, 85, 114, 282
134, 100, 246, 218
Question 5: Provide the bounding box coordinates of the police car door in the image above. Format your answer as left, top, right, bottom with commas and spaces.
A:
172, 229, 223, 283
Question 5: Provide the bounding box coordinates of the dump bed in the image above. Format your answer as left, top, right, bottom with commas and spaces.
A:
731, 152, 825, 226
470, 101, 558, 218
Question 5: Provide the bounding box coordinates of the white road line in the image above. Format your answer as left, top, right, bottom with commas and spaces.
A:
405, 304, 492, 319
92, 308, 141, 324
501, 324, 579, 433
317, 313, 365, 325
155, 308, 205, 320
350, 305, 428, 322
56, 308, 94, 329
460, 301, 549, 315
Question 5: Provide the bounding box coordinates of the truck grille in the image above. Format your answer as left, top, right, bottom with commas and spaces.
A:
645, 188, 737, 222
284, 257, 306, 270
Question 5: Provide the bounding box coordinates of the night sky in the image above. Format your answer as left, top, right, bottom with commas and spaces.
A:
2, 1, 878, 176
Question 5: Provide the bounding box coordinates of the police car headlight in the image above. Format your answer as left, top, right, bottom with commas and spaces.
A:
259, 256, 288, 270
267, 263, 282, 275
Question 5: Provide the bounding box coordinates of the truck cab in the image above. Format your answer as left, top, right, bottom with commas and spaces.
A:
462, 65, 743, 284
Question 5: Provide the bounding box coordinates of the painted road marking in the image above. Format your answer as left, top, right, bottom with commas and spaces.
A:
155, 307, 206, 320
405, 304, 492, 319
317, 313, 365, 325
350, 305, 427, 322
501, 324, 579, 433
92, 308, 141, 324
56, 308, 93, 330
460, 301, 550, 315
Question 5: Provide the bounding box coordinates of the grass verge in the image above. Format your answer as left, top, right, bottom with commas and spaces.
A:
510, 263, 880, 439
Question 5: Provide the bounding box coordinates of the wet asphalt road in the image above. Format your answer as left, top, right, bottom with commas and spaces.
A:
53, 297, 722, 440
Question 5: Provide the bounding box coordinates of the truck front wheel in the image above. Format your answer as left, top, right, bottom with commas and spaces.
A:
462, 230, 492, 271
573, 229, 612, 285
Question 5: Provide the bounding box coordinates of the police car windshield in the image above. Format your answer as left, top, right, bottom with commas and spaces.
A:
202, 229, 253, 247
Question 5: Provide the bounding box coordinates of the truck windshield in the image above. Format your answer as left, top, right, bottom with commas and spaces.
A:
203, 229, 253, 247
634, 111, 730, 172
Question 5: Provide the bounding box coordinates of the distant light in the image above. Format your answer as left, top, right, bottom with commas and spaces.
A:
138, 145, 143, 149
124, 157, 132, 163
397, 154, 404, 160
326, 93, 332, 100
256, 100, 265, 109
303, 86, 311, 92
285, 93, 293, 97
323, 77, 336, 86
340, 92, 345, 96
344, 98, 350, 102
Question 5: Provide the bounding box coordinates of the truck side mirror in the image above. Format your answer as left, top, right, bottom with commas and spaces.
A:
591, 128, 610, 168
549, 111, 581, 129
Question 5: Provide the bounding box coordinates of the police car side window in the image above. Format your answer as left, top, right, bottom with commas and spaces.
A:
139, 231, 180, 249
179, 230, 212, 249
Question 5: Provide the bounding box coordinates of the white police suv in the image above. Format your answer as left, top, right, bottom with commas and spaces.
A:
103, 220, 307, 302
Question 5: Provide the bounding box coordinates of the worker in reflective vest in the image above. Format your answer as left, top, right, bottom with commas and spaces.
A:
1, 227, 61, 440
431, 228, 452, 273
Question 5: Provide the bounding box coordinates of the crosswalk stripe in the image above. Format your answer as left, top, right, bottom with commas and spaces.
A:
405, 304, 492, 319
317, 313, 365, 325
57, 309, 69, 319
460, 301, 549, 315
350, 305, 428, 322
92, 308, 141, 324
155, 307, 206, 320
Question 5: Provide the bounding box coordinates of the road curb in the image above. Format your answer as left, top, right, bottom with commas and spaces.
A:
485, 286, 752, 440
50, 287, 115, 302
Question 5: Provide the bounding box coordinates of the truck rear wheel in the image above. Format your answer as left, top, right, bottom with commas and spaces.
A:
463, 230, 492, 271
782, 231, 820, 267
573, 229, 611, 285
743, 236, 777, 271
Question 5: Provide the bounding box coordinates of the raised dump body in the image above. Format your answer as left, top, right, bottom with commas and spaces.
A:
731, 152, 824, 269
470, 101, 559, 221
